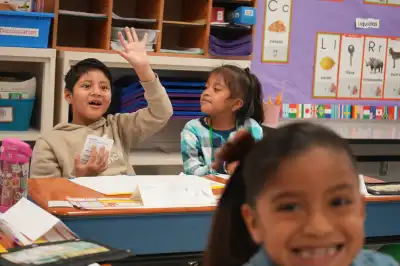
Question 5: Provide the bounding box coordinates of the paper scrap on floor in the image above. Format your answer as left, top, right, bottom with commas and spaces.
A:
0, 198, 77, 245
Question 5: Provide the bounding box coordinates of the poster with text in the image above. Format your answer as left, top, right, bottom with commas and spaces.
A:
384, 38, 400, 99
361, 36, 387, 99
337, 34, 364, 98
312, 33, 341, 98
262, 0, 292, 63
388, 0, 400, 5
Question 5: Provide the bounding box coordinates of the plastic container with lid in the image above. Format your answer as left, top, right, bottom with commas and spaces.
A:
0, 138, 32, 212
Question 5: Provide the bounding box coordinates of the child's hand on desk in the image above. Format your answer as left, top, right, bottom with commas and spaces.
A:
116, 27, 155, 82
74, 146, 109, 177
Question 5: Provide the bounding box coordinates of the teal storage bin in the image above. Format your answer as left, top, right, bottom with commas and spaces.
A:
0, 98, 35, 131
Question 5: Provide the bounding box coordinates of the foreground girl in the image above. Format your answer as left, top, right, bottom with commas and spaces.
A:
205, 122, 397, 266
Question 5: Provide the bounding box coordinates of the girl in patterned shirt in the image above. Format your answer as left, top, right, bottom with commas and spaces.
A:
181, 65, 264, 176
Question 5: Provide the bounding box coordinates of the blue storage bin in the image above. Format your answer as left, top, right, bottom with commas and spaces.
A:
0, 98, 35, 131
0, 11, 54, 48
231, 7, 256, 25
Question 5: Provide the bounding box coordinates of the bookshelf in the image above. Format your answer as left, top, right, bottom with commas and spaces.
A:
45, 0, 256, 59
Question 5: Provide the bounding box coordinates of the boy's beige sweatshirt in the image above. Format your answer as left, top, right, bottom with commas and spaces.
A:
30, 77, 173, 178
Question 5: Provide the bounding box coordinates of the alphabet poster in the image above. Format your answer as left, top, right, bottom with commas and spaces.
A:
312, 33, 340, 98
337, 35, 364, 99
360, 36, 387, 99
384, 38, 400, 99
262, 0, 293, 63
252, 0, 400, 105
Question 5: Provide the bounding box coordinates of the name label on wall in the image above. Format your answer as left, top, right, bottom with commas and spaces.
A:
356, 18, 380, 29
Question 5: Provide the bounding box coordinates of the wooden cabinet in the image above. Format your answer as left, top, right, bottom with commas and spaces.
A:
47, 0, 256, 59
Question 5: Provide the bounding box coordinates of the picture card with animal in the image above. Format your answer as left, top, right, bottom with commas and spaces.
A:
262, 0, 293, 63
361, 36, 387, 99
337, 34, 364, 99
312, 33, 341, 98
384, 38, 400, 99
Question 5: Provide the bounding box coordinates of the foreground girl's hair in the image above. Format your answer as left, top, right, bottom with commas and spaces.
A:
203, 122, 356, 266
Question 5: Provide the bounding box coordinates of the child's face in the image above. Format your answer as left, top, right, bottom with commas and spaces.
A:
65, 70, 112, 125
243, 146, 365, 266
200, 73, 242, 117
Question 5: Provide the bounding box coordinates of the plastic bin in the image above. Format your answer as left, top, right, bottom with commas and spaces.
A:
0, 98, 35, 131
111, 27, 159, 44
231, 7, 256, 25
0, 11, 54, 48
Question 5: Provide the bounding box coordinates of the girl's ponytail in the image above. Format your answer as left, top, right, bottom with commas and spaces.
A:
244, 68, 264, 124
203, 132, 258, 266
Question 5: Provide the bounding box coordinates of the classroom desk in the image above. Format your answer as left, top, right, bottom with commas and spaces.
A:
28, 176, 400, 255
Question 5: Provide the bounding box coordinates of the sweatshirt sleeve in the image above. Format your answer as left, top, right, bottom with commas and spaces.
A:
30, 138, 62, 178
181, 128, 212, 176
114, 75, 173, 149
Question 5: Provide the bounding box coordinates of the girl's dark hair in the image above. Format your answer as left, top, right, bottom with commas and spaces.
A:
211, 65, 264, 125
64, 58, 112, 92
203, 122, 356, 266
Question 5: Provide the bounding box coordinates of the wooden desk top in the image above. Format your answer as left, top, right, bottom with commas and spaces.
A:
28, 178, 219, 217
28, 175, 400, 217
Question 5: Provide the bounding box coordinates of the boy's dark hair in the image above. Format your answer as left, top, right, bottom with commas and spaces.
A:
203, 122, 356, 266
210, 65, 264, 125
64, 58, 112, 93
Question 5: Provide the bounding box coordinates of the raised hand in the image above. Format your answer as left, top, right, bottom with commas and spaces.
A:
74, 146, 109, 177
117, 27, 149, 70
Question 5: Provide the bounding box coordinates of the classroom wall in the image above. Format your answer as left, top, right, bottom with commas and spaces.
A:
250, 0, 400, 105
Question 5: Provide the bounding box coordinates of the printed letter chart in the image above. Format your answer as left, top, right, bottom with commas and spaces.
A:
262, 0, 292, 63
337, 35, 364, 98
384, 38, 400, 99
361, 36, 387, 99
313, 33, 341, 98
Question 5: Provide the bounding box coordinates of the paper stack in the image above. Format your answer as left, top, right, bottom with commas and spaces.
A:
0, 198, 77, 246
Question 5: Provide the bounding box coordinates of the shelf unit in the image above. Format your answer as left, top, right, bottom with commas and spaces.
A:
45, 0, 256, 59
0, 47, 56, 141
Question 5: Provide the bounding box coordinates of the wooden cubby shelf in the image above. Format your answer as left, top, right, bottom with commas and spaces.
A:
45, 0, 255, 59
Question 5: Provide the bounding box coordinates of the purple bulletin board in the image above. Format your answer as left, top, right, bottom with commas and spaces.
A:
250, 0, 400, 105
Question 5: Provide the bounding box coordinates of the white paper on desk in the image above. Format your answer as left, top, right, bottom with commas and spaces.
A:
80, 135, 114, 164
1, 198, 60, 242
70, 175, 220, 196
48, 201, 73, 208
358, 174, 370, 195
138, 181, 216, 207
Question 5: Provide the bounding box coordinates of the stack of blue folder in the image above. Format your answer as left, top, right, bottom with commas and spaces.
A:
119, 78, 206, 118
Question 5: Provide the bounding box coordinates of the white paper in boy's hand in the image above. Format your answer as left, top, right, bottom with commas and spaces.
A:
80, 135, 114, 164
